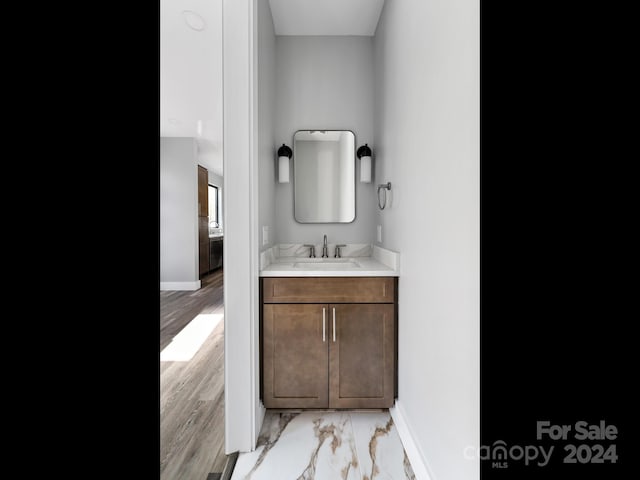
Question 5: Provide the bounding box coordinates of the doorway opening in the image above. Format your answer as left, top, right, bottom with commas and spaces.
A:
160, 267, 226, 478
160, 176, 226, 478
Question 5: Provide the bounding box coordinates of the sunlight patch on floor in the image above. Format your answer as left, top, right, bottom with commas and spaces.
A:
161, 313, 223, 362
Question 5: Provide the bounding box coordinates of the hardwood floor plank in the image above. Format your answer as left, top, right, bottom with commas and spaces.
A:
160, 269, 224, 351
161, 269, 226, 479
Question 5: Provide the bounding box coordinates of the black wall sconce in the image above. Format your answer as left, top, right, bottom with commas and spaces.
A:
356, 143, 372, 183
277, 143, 292, 183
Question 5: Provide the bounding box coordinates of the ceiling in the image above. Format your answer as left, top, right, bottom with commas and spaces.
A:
160, 0, 224, 175
160, 0, 384, 176
269, 0, 384, 36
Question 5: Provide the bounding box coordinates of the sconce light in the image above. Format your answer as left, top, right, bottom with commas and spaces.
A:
356, 144, 372, 183
277, 143, 292, 183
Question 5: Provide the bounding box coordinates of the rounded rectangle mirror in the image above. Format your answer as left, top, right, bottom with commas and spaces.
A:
293, 130, 356, 223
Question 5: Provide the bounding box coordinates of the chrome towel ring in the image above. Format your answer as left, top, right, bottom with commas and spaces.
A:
377, 182, 392, 210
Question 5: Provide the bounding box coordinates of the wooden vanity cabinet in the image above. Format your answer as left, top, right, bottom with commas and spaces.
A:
198, 165, 209, 277
261, 277, 397, 409
263, 304, 329, 408
329, 303, 395, 408
197, 165, 208, 217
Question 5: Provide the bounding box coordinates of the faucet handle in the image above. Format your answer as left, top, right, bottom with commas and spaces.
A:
334, 244, 347, 258
303, 244, 316, 258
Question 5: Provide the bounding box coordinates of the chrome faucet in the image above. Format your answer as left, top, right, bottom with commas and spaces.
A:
303, 244, 316, 258
322, 234, 329, 258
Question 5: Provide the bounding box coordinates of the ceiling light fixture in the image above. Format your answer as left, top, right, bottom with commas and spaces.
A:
182, 10, 206, 31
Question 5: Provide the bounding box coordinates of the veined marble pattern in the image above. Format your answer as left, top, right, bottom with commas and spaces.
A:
277, 243, 372, 259
260, 247, 277, 269
231, 411, 415, 480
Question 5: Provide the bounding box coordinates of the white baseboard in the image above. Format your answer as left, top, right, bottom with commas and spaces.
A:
160, 281, 201, 291
390, 400, 434, 480
254, 401, 266, 451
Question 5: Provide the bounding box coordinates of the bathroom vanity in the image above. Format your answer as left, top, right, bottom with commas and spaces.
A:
259, 245, 399, 409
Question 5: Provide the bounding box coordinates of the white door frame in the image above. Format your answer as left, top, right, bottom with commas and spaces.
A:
223, 0, 264, 453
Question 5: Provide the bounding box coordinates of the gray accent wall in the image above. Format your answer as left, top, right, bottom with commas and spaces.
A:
258, 0, 277, 251
274, 36, 376, 246
160, 137, 198, 285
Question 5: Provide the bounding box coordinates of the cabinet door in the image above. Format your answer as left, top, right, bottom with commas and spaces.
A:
198, 217, 210, 277
210, 238, 223, 270
198, 217, 209, 245
198, 165, 208, 217
199, 241, 209, 277
329, 304, 395, 408
263, 304, 329, 408
209, 239, 220, 270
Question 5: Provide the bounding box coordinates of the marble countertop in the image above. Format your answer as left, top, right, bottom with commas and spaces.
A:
259, 244, 399, 277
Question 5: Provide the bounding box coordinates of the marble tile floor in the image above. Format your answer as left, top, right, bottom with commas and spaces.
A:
230, 410, 416, 480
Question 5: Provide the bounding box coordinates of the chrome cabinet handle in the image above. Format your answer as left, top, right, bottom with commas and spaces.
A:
322, 307, 326, 342
332, 307, 336, 342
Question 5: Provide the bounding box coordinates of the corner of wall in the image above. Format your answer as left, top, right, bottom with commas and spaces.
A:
390, 401, 435, 480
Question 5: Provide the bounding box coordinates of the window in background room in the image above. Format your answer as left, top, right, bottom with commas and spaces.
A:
208, 184, 219, 227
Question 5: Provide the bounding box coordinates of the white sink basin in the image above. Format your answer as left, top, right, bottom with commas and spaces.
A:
292, 260, 361, 270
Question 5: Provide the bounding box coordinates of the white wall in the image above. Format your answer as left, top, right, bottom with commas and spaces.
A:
208, 171, 224, 187
160, 137, 200, 290
374, 1, 480, 479
275, 36, 376, 244
258, 0, 277, 251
